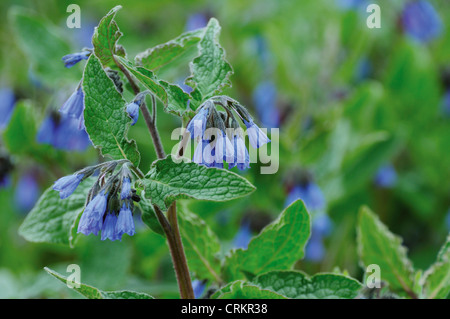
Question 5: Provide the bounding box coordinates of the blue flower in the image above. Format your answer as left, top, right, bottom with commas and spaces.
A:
285, 182, 326, 212
185, 13, 208, 32
312, 213, 333, 238
233, 222, 252, 249
192, 280, 206, 299
120, 177, 132, 200
116, 203, 135, 238
228, 135, 250, 171
193, 139, 215, 167
252, 81, 280, 129
14, 172, 40, 213
101, 213, 120, 241
37, 111, 91, 151
77, 191, 108, 236
243, 119, 270, 149
59, 86, 84, 119
62, 51, 90, 68
304, 233, 326, 262
187, 107, 210, 139
401, 1, 443, 43
126, 101, 140, 126
0, 87, 16, 130
53, 173, 84, 199
374, 164, 397, 188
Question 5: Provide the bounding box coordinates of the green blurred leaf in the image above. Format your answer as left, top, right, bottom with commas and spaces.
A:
118, 57, 189, 116
142, 155, 255, 211
185, 18, 233, 105
252, 271, 362, 299
135, 28, 205, 71
44, 267, 153, 299
138, 197, 165, 237
92, 5, 124, 67
178, 203, 222, 282
223, 200, 310, 281
420, 235, 450, 299
9, 7, 74, 86
18, 178, 94, 247
211, 280, 286, 299
357, 206, 416, 297
83, 54, 140, 166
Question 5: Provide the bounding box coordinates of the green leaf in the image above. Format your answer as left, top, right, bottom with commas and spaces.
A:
9, 7, 74, 86
83, 54, 140, 166
252, 271, 362, 299
357, 206, 416, 297
92, 5, 124, 67
223, 200, 311, 282
138, 197, 165, 237
18, 178, 94, 247
135, 28, 205, 71
3, 101, 38, 155
142, 155, 255, 211
212, 280, 286, 299
185, 18, 233, 103
420, 235, 450, 299
118, 57, 189, 116
44, 267, 153, 299
177, 203, 222, 282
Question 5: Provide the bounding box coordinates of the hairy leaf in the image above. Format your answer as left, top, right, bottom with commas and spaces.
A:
212, 280, 286, 299
83, 55, 140, 166
223, 200, 311, 281
142, 155, 255, 211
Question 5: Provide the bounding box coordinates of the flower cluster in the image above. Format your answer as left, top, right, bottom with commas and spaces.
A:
186, 97, 270, 170
52, 160, 140, 241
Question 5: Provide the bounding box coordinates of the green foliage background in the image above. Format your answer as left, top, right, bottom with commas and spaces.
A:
0, 0, 449, 298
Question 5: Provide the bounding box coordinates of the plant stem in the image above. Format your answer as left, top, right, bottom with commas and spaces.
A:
114, 55, 194, 299
154, 204, 195, 299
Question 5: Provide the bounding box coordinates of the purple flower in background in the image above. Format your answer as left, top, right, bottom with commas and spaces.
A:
401, 1, 443, 43
37, 111, 91, 151
62, 51, 90, 68
14, 173, 40, 213
374, 164, 397, 188
312, 213, 333, 238
304, 233, 326, 262
53, 173, 84, 199
185, 13, 208, 31
233, 222, 252, 249
354, 57, 372, 83
252, 81, 280, 129
441, 91, 450, 117
285, 182, 326, 212
335, 0, 369, 11
0, 87, 16, 130
192, 280, 206, 299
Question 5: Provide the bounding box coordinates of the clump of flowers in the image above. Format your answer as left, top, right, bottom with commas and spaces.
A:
52, 160, 141, 241
186, 96, 271, 170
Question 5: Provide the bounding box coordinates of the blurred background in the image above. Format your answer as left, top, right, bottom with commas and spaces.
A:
0, 0, 449, 298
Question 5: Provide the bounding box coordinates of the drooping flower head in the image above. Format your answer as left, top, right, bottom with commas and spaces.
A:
62, 50, 91, 68
59, 85, 84, 119
187, 96, 270, 171
401, 0, 443, 43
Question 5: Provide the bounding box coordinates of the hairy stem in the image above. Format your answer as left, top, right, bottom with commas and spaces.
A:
154, 204, 195, 299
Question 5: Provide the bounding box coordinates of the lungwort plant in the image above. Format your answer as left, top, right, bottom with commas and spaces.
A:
16, 6, 449, 300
